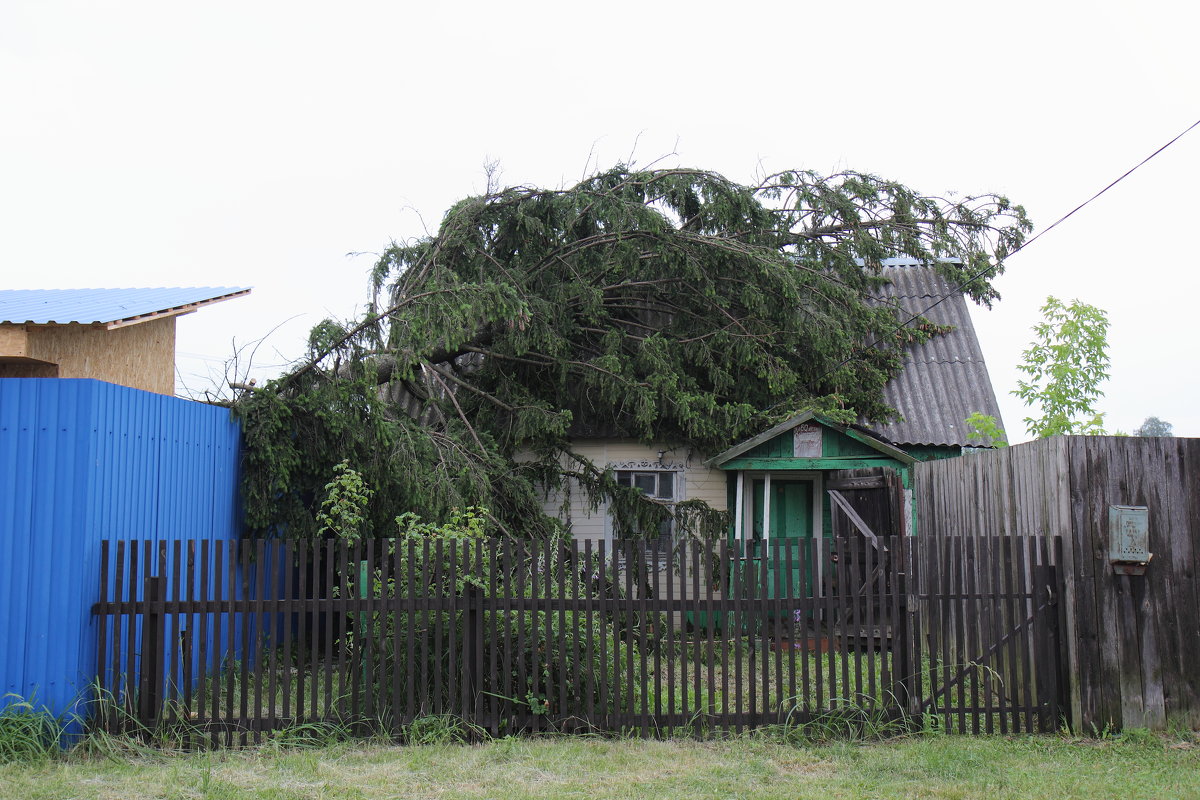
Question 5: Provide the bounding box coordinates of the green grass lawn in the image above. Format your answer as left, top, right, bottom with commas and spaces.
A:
3, 731, 1199, 800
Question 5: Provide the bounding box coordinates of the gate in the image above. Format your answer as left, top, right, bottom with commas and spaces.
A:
91, 534, 1066, 744
909, 535, 1066, 733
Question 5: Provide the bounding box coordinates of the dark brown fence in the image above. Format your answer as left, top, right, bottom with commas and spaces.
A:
92, 534, 1064, 745
915, 534, 1065, 734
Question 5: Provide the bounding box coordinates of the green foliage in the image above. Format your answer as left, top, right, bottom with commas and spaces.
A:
316, 461, 374, 543
236, 164, 1030, 539
0, 696, 68, 763
1134, 416, 1173, 437
964, 412, 1008, 447
402, 714, 471, 745
1014, 296, 1111, 438
263, 720, 353, 750
768, 694, 910, 744
236, 373, 551, 539
395, 505, 488, 540
393, 505, 493, 593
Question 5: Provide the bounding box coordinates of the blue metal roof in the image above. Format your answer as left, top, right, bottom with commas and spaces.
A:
0, 286, 250, 326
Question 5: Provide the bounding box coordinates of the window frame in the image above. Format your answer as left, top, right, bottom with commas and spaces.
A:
605, 462, 685, 549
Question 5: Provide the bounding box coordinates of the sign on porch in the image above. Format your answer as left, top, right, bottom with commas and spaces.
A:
793, 423, 822, 457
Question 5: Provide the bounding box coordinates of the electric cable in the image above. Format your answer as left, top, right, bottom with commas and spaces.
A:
826, 114, 1200, 378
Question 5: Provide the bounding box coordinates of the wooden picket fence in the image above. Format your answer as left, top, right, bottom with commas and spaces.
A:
91, 534, 1064, 745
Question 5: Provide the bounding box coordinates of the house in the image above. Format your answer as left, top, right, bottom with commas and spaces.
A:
0, 286, 249, 395
544, 258, 1004, 547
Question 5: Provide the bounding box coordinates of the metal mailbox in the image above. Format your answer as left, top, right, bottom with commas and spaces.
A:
1109, 505, 1151, 575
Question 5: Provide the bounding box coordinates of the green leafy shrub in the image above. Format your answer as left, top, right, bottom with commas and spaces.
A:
403, 713, 470, 744
316, 460, 375, 543
965, 412, 1008, 447
1015, 296, 1111, 437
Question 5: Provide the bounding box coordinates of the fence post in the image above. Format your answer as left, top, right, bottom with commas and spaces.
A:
359, 556, 369, 726
1034, 558, 1063, 733
891, 536, 913, 716
461, 583, 483, 725
1052, 537, 1073, 732
138, 575, 166, 731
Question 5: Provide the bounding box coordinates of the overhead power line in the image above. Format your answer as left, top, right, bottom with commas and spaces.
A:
1008, 115, 1200, 258
830, 114, 1200, 379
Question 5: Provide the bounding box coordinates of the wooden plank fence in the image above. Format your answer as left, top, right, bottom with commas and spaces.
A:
91, 534, 1064, 745
914, 436, 1200, 731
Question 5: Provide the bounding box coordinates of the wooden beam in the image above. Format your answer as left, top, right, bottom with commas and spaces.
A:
763, 472, 772, 542
719, 457, 902, 471
840, 426, 916, 464
734, 471, 744, 542
828, 489, 884, 551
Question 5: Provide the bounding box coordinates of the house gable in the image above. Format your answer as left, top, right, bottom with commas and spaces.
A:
708, 411, 915, 473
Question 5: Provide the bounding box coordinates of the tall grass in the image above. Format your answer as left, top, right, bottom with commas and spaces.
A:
0, 695, 71, 763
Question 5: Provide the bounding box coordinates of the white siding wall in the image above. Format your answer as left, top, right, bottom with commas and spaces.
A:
539, 440, 728, 544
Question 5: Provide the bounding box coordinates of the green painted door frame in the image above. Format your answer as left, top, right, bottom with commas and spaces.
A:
732, 471, 820, 609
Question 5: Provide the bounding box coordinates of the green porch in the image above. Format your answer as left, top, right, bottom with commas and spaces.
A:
713, 410, 918, 547
697, 412, 954, 632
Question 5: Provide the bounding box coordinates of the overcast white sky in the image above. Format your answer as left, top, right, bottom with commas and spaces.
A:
3, 1, 1197, 441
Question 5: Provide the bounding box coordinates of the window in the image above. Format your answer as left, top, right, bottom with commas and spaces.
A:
613, 469, 676, 550
616, 470, 674, 500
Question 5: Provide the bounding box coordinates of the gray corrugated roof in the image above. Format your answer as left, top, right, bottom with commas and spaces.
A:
860, 259, 1003, 447
0, 287, 250, 326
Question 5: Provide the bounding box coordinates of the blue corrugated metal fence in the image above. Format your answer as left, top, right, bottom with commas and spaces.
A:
0, 378, 241, 723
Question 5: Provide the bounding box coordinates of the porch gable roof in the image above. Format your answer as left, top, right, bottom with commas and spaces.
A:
706, 410, 915, 469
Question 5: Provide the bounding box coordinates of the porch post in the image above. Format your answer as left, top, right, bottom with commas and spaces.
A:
734, 471, 744, 541
762, 472, 772, 543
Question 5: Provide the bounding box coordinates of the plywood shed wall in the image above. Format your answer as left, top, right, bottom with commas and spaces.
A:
0, 316, 176, 395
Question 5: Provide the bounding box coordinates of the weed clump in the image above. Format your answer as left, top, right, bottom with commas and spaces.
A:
0, 695, 69, 763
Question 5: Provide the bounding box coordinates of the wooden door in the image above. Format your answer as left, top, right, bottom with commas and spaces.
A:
827, 468, 904, 645
747, 478, 813, 600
